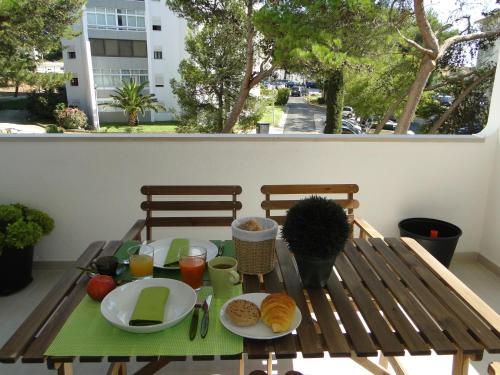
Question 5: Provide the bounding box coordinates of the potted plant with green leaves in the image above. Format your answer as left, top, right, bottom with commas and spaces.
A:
282, 196, 349, 288
0, 204, 54, 295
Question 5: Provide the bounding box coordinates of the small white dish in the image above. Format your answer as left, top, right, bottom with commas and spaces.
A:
100, 278, 196, 333
147, 238, 218, 269
219, 293, 302, 340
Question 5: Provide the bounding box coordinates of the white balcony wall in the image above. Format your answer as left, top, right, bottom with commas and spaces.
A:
1, 54, 499, 266
0, 133, 497, 264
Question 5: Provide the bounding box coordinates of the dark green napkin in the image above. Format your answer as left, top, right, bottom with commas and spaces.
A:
129, 287, 170, 326
164, 238, 189, 266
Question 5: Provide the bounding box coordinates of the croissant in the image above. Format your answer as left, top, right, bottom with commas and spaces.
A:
260, 293, 296, 333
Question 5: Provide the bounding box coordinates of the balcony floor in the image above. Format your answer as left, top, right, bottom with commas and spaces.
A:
0, 259, 498, 375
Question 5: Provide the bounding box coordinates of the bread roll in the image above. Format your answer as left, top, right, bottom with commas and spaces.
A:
260, 293, 296, 333
226, 299, 260, 327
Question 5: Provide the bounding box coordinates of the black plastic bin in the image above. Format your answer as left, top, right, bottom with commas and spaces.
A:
398, 218, 462, 268
256, 122, 270, 134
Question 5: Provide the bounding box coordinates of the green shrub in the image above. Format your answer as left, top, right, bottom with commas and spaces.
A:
275, 88, 290, 106
46, 124, 64, 133
5, 220, 43, 250
26, 90, 66, 120
0, 204, 54, 254
54, 105, 88, 129
0, 205, 23, 226
25, 208, 55, 235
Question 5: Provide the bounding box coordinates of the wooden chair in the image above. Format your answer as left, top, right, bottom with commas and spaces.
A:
489, 362, 500, 375
260, 184, 382, 239
123, 185, 243, 241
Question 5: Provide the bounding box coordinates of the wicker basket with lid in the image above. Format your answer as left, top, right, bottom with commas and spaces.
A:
231, 217, 278, 275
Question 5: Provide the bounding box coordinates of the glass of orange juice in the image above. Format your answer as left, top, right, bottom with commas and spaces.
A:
179, 246, 207, 290
128, 245, 154, 279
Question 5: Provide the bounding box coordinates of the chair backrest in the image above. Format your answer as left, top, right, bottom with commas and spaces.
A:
260, 184, 359, 236
141, 185, 243, 240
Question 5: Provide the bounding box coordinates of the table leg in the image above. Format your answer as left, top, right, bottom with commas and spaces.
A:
107, 362, 127, 375
239, 356, 245, 375
55, 363, 73, 375
352, 354, 391, 375
452, 351, 470, 375
134, 358, 170, 375
379, 354, 389, 369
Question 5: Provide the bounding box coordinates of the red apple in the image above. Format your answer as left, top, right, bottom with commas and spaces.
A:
86, 275, 116, 301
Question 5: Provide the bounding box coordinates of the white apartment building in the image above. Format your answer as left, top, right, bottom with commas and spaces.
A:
62, 0, 187, 127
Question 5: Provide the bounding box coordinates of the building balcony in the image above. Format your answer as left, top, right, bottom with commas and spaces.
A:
0, 50, 499, 375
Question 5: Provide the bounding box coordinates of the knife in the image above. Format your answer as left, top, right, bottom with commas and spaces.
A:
189, 293, 205, 340
200, 295, 212, 339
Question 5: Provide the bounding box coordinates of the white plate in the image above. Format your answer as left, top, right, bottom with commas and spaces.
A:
146, 238, 218, 270
100, 278, 196, 333
219, 293, 302, 340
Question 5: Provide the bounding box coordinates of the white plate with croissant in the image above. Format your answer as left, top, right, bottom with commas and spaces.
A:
220, 293, 302, 340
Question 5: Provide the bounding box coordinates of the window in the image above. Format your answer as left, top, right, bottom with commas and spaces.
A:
90, 39, 105, 55
104, 39, 119, 56
89, 39, 147, 58
152, 17, 161, 31
154, 49, 162, 59
68, 51, 76, 59
93, 69, 148, 89
70, 78, 79, 86
86, 8, 145, 31
155, 74, 164, 87
118, 40, 133, 57
133, 40, 147, 57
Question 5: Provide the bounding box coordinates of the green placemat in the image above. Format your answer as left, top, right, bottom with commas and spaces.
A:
45, 286, 243, 357
115, 240, 235, 281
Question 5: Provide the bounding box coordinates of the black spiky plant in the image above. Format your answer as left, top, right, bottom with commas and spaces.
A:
282, 196, 349, 259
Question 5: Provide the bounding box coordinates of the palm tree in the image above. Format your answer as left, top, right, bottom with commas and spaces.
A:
103, 80, 166, 126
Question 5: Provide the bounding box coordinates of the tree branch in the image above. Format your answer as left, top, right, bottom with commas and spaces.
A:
439, 30, 500, 59
413, 0, 439, 52
429, 69, 495, 134
398, 29, 436, 57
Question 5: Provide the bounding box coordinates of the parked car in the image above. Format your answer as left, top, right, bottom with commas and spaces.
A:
291, 86, 302, 97
343, 119, 362, 133
342, 106, 355, 118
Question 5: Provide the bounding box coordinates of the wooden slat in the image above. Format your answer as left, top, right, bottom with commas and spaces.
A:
306, 288, 351, 357
0, 241, 106, 363
141, 201, 242, 211
353, 217, 384, 239
261, 199, 359, 210
121, 219, 145, 242
343, 242, 430, 355
274, 242, 324, 358
335, 253, 405, 356
243, 275, 270, 360
354, 239, 456, 354
386, 238, 500, 353
261, 184, 359, 194
141, 185, 242, 195
401, 237, 500, 335
370, 238, 483, 355
325, 270, 378, 356
263, 267, 297, 359
23, 241, 123, 363
147, 217, 234, 227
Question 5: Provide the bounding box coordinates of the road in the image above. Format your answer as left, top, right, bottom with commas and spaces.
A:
283, 96, 325, 134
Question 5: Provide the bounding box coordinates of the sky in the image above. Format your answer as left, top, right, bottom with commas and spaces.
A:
427, 0, 498, 25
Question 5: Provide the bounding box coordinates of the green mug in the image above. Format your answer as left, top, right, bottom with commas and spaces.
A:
208, 256, 240, 299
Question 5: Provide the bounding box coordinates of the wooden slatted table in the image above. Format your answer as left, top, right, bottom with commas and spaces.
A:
1, 238, 499, 375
